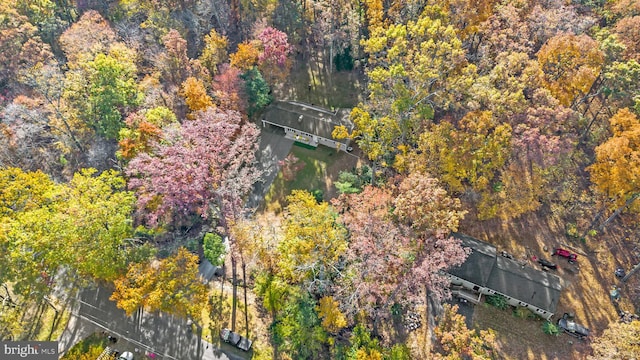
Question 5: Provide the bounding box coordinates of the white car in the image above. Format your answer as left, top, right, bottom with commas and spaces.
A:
118, 351, 134, 360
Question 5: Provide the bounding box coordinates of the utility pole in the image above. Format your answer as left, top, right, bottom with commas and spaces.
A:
622, 262, 640, 283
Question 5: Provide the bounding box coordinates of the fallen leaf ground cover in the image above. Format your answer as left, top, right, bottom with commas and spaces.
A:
461, 209, 630, 359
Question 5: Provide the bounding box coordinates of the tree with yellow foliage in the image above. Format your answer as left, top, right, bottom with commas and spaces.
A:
417, 111, 512, 193
351, 5, 477, 166
537, 33, 604, 107
433, 304, 496, 359
117, 107, 178, 160
316, 296, 347, 333
180, 76, 214, 114
588, 108, 640, 226
229, 41, 260, 71
363, 0, 385, 34
111, 247, 208, 320
416, 111, 512, 219
278, 190, 348, 294
199, 29, 228, 75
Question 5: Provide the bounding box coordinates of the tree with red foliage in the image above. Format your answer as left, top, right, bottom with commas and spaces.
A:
256, 26, 291, 83
126, 108, 261, 227
332, 186, 411, 322
511, 89, 579, 168
332, 175, 469, 327
257, 26, 291, 67
213, 64, 246, 112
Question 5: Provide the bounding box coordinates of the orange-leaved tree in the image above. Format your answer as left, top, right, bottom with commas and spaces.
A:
229, 41, 260, 71
180, 76, 214, 114
588, 109, 640, 227
537, 33, 604, 107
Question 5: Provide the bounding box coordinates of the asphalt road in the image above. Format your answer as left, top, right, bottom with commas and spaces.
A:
58, 286, 248, 360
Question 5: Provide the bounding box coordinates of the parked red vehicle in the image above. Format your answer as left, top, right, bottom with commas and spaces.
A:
553, 248, 577, 263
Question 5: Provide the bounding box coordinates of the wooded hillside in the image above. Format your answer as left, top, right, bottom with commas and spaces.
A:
1, 0, 639, 359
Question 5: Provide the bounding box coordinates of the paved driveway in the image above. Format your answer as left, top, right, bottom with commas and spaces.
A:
246, 125, 294, 210
58, 286, 247, 360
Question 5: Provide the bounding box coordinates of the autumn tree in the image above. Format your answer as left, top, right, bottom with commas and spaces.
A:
58, 10, 117, 65
345, 5, 477, 164
608, 0, 640, 18
476, 2, 533, 72
478, 87, 582, 218
0, 167, 58, 219
0, 168, 62, 341
0, 167, 146, 339
363, 0, 384, 33
316, 296, 347, 334
278, 190, 348, 294
468, 51, 533, 118
256, 26, 292, 84
537, 33, 604, 107
1, 168, 140, 285
58, 169, 142, 281
230, 41, 260, 71
588, 108, 640, 218
155, 29, 202, 92
14, 0, 75, 47
126, 107, 261, 227
0, 1, 54, 94
433, 304, 497, 359
71, 169, 138, 279
512, 89, 579, 168
332, 186, 414, 321
180, 76, 214, 114
69, 44, 141, 139
17, 58, 93, 157
332, 180, 469, 325
614, 16, 640, 60
198, 28, 228, 75
446, 0, 497, 42
0, 168, 61, 290
0, 97, 62, 174
416, 111, 512, 218
117, 106, 178, 160
526, 2, 596, 54
394, 172, 467, 235
213, 64, 246, 111
111, 247, 208, 320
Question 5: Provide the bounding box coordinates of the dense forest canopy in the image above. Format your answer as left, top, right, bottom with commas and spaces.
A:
1, 0, 640, 358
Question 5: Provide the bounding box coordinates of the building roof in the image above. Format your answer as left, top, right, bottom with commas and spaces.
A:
262, 101, 353, 144
487, 256, 562, 313
448, 233, 562, 314
448, 233, 496, 287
